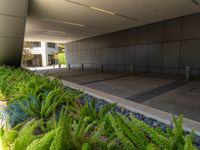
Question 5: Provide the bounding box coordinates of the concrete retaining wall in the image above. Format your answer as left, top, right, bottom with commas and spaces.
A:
66, 13, 200, 76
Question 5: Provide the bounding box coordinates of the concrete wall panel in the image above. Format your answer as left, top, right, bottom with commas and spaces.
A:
66, 12, 200, 76
180, 39, 200, 68
0, 0, 27, 17
0, 37, 23, 53
135, 45, 147, 66
0, 16, 25, 37
182, 13, 200, 39
118, 47, 126, 65
149, 23, 163, 43
0, 0, 28, 66
164, 18, 181, 41
126, 46, 135, 65
127, 29, 137, 46
136, 26, 148, 45
148, 43, 162, 73
162, 42, 180, 74
116, 31, 126, 46
135, 45, 147, 72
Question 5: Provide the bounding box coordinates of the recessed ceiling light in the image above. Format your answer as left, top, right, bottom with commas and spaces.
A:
65, 0, 138, 21
44, 18, 85, 27
90, 7, 115, 15
47, 30, 67, 34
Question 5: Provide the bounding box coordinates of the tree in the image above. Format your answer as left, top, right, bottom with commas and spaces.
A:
24, 41, 33, 49
22, 41, 34, 66
58, 43, 65, 52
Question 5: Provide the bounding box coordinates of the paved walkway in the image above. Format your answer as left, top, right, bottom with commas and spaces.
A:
35, 68, 200, 122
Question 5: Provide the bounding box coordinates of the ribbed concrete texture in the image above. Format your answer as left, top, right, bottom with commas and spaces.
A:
66, 13, 200, 76
0, 0, 28, 66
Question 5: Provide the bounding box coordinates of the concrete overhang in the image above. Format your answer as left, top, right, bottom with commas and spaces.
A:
25, 0, 200, 43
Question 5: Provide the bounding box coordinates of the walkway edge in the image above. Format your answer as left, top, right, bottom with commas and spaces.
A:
47, 75, 200, 135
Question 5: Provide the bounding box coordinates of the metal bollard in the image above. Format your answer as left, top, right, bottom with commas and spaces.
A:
68, 64, 71, 70
186, 66, 191, 81
82, 64, 84, 71
58, 64, 61, 69
130, 65, 134, 75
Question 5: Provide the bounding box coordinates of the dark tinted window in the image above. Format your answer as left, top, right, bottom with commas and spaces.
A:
32, 42, 41, 47
47, 42, 56, 48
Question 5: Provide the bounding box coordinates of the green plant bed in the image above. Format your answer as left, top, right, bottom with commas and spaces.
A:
0, 66, 198, 150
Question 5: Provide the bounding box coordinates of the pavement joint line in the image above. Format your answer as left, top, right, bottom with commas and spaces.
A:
79, 74, 131, 85
42, 72, 99, 79
59, 72, 101, 78
127, 81, 187, 103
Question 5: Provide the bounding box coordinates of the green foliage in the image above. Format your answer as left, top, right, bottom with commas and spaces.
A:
184, 131, 197, 150
13, 120, 42, 150
99, 103, 117, 120
0, 128, 18, 150
0, 66, 198, 150
49, 108, 77, 150
117, 113, 148, 149
146, 143, 160, 150
55, 53, 66, 64
26, 129, 57, 150
170, 114, 185, 149
129, 114, 172, 150
108, 113, 137, 150
81, 143, 89, 150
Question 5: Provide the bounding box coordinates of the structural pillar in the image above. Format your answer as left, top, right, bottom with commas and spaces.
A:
41, 42, 48, 66
0, 0, 28, 67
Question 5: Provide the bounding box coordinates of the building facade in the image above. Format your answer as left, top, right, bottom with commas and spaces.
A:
24, 41, 58, 67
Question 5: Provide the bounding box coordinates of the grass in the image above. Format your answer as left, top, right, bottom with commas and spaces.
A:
0, 66, 198, 150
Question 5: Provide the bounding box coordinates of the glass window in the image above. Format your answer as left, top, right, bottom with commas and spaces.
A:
47, 42, 56, 48
32, 42, 41, 47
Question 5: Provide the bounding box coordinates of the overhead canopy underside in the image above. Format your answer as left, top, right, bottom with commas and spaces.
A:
26, 0, 200, 43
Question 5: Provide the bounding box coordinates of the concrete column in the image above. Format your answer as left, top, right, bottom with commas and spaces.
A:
0, 0, 29, 67
41, 42, 48, 66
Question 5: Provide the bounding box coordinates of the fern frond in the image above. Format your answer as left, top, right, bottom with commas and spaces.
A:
26, 129, 57, 150
130, 115, 172, 149
13, 120, 42, 150
184, 130, 197, 150
108, 113, 137, 150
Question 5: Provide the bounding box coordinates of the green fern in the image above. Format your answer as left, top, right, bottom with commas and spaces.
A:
13, 120, 42, 150
81, 143, 90, 150
49, 108, 77, 150
108, 113, 137, 150
99, 103, 117, 120
26, 129, 57, 150
116, 113, 148, 149
0, 128, 18, 150
90, 121, 105, 145
146, 143, 160, 150
170, 114, 185, 149
183, 130, 197, 150
129, 114, 172, 150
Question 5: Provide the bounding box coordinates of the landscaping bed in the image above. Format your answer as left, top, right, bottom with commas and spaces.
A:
0, 66, 199, 150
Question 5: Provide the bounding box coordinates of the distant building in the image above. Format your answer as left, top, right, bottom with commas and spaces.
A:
23, 41, 58, 67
